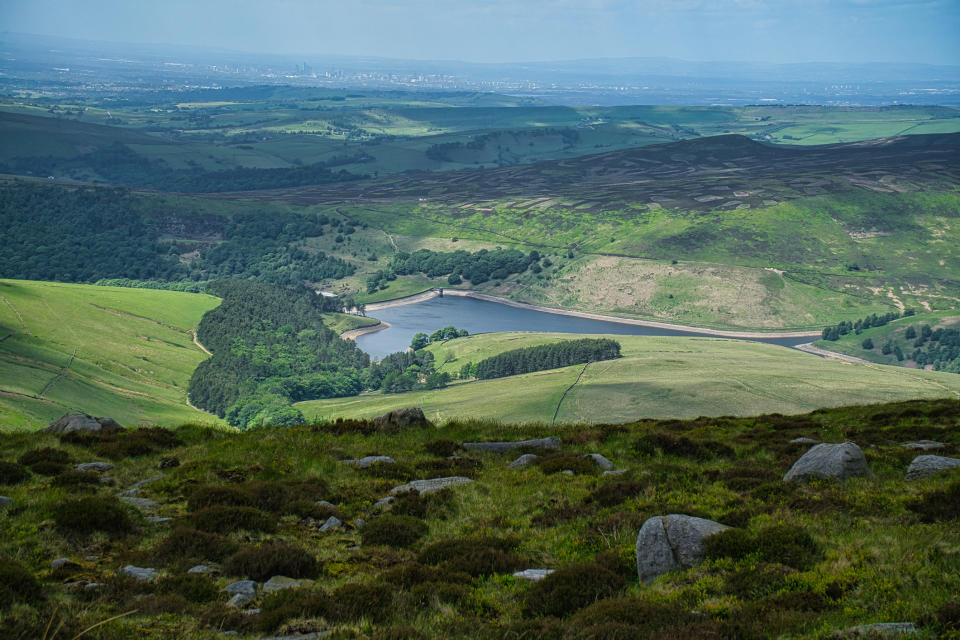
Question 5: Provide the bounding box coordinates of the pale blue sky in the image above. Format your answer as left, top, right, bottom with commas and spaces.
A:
2, 0, 958, 65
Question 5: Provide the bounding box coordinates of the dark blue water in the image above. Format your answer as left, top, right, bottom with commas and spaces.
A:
355, 296, 813, 359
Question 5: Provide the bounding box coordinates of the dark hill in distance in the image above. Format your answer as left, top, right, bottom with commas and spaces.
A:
210, 132, 960, 214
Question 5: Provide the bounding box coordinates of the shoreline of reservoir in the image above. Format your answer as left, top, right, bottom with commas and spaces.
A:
360, 288, 822, 339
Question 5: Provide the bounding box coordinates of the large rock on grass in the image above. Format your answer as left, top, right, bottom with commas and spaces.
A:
389, 476, 473, 495
635, 514, 729, 584
783, 442, 873, 483
45, 413, 121, 434
372, 407, 431, 429
905, 455, 960, 481
463, 436, 561, 454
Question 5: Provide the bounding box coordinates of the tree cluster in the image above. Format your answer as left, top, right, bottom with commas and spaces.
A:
390, 248, 541, 286
187, 280, 370, 429
907, 325, 960, 372
410, 326, 469, 350
461, 338, 621, 380
820, 310, 909, 341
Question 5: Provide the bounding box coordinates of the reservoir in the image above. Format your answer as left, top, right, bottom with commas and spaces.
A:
354, 295, 815, 359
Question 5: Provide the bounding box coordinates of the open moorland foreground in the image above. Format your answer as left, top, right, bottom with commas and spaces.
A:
0, 399, 958, 639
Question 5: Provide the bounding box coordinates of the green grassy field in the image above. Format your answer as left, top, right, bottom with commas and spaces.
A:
319, 312, 381, 335
0, 279, 224, 430
298, 332, 960, 424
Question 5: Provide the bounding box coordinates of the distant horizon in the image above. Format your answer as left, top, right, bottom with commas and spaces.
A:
2, 0, 957, 67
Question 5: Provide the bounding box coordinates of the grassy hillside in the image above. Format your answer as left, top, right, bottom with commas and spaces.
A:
0, 398, 958, 638
298, 332, 960, 424
0, 279, 223, 430
816, 310, 960, 368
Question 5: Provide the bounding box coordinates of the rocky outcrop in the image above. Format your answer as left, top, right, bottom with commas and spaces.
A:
507, 454, 539, 469
783, 442, 873, 482
512, 569, 554, 581
389, 476, 473, 495
341, 455, 395, 468
463, 436, 561, 454
76, 462, 114, 472
635, 514, 729, 583
121, 565, 158, 581
589, 453, 615, 470
372, 407, 431, 429
905, 455, 960, 481
44, 413, 122, 434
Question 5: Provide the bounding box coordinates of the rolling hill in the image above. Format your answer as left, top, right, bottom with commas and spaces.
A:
0, 279, 223, 430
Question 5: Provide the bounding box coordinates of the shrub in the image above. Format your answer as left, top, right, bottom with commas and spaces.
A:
444, 547, 526, 577
908, 479, 960, 523
334, 582, 395, 622
361, 515, 428, 548
17, 447, 71, 466
937, 599, 960, 631
26, 460, 67, 476
423, 439, 461, 457
532, 500, 592, 526
94, 427, 183, 459
584, 482, 645, 508
418, 536, 519, 566
409, 581, 470, 607
53, 495, 134, 536
704, 525, 823, 571
286, 499, 337, 520
223, 543, 320, 581
390, 488, 454, 519
379, 562, 470, 588
538, 454, 599, 475
258, 587, 332, 633
0, 461, 29, 485
152, 527, 239, 564
373, 626, 427, 640
51, 470, 101, 489
523, 561, 626, 618
190, 506, 275, 534
634, 433, 706, 459
0, 559, 44, 610
722, 563, 794, 599
415, 457, 482, 478
569, 596, 685, 634
187, 485, 253, 511
157, 574, 219, 604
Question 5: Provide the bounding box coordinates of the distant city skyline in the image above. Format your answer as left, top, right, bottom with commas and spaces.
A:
1, 0, 958, 66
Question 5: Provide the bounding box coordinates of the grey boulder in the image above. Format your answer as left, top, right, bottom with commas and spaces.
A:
390, 476, 473, 495
507, 454, 539, 469
849, 622, 918, 637
902, 440, 944, 451
318, 516, 342, 532
463, 436, 561, 454
635, 514, 729, 584
790, 437, 819, 444
120, 496, 159, 511
0, 496, 13, 510
44, 413, 121, 434
226, 592, 255, 608
76, 462, 114, 472
263, 576, 308, 593
51, 558, 81, 571
512, 569, 554, 581
905, 455, 960, 481
783, 442, 873, 482
121, 565, 158, 581
224, 580, 258, 597
372, 407, 431, 429
341, 455, 395, 468
589, 454, 614, 470
188, 564, 217, 575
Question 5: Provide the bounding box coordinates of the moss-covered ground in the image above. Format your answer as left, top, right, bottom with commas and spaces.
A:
0, 399, 958, 638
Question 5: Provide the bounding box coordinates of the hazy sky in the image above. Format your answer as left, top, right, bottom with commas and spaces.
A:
2, 0, 958, 65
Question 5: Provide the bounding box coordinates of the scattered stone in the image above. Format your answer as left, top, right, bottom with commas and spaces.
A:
85, 555, 99, 561
62, 581, 87, 590
84, 582, 102, 591
120, 496, 159, 511
589, 454, 614, 470
242, 608, 260, 616
372, 407, 431, 429
318, 516, 342, 532
121, 565, 158, 581
146, 516, 172, 525
226, 592, 254, 608
905, 455, 960, 481
512, 569, 554, 581
261, 632, 332, 640
463, 436, 561, 454
158, 456, 180, 469
849, 622, 918, 637
263, 575, 308, 593
603, 470, 626, 476
783, 442, 873, 483
44, 413, 122, 434
389, 476, 474, 495
188, 564, 216, 575
0, 496, 13, 510
76, 462, 114, 472
507, 454, 539, 469
120, 488, 140, 497
315, 500, 337, 510
562, 470, 575, 476
373, 497, 395, 510
354, 519, 365, 528
902, 440, 945, 451
131, 476, 163, 489
51, 558, 81, 571
224, 580, 258, 597
636, 514, 729, 584
790, 437, 819, 444
341, 455, 396, 468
